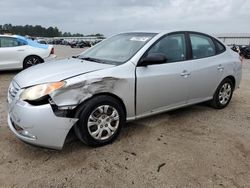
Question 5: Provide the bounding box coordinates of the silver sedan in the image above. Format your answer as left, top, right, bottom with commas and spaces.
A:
7, 31, 242, 149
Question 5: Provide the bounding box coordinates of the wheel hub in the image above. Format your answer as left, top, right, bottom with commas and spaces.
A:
87, 105, 120, 140
219, 83, 232, 105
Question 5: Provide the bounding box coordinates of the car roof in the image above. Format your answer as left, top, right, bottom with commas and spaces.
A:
0, 34, 16, 38
117, 30, 214, 37
0, 34, 27, 40
118, 30, 220, 42
13, 35, 28, 41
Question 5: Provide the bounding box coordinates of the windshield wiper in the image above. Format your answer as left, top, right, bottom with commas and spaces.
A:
80, 57, 106, 64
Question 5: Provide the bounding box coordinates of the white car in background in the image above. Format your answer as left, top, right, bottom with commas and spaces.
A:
0, 35, 56, 70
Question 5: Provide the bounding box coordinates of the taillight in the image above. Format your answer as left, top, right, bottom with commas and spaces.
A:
50, 47, 55, 54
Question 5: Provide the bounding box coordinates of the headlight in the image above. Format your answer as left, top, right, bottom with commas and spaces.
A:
20, 81, 66, 101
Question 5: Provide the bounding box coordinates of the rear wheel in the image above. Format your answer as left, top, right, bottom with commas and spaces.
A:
210, 78, 234, 109
74, 95, 125, 147
23, 56, 43, 69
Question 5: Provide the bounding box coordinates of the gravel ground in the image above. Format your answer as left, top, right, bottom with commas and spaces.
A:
0, 45, 250, 188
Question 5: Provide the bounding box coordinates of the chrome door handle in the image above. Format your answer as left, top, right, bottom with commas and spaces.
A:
181, 70, 191, 77
217, 64, 224, 71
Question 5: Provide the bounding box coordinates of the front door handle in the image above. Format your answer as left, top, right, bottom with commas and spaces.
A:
181, 70, 191, 77
217, 64, 224, 71
17, 49, 25, 52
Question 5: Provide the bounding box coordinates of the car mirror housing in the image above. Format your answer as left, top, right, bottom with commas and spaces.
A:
138, 53, 167, 66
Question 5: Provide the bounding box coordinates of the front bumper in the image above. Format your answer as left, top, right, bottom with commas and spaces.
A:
8, 99, 78, 150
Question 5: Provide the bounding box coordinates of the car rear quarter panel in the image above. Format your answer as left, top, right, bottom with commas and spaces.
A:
24, 45, 52, 60
222, 48, 242, 89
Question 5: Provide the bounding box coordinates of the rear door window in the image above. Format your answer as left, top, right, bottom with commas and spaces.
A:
0, 37, 19, 48
190, 34, 216, 59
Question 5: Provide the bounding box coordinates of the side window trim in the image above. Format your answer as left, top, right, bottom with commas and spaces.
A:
185, 32, 193, 60
138, 32, 187, 66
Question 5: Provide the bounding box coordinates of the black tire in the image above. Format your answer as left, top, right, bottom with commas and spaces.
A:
23, 56, 43, 69
74, 95, 125, 147
210, 78, 234, 109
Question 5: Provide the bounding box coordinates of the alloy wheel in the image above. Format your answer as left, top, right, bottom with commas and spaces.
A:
87, 105, 120, 140
26, 57, 39, 66
219, 83, 232, 105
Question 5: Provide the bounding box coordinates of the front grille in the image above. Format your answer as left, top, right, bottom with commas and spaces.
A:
8, 81, 20, 101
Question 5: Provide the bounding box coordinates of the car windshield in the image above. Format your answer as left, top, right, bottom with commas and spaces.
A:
78, 33, 156, 65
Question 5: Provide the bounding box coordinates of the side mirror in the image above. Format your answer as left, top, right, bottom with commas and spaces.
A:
138, 53, 167, 66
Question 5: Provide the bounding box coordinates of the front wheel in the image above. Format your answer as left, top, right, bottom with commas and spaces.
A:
74, 95, 125, 147
210, 78, 234, 109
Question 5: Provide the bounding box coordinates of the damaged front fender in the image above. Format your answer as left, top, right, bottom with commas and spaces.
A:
50, 76, 120, 107
49, 63, 136, 120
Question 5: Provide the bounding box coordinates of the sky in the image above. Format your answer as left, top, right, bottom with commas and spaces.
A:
0, 0, 250, 36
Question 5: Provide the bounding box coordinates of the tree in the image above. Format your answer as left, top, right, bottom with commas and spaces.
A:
0, 24, 104, 38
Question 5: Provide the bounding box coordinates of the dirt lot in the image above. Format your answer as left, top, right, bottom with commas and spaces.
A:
0, 45, 250, 188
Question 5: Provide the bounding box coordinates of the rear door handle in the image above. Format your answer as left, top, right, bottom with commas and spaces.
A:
17, 49, 24, 52
217, 64, 224, 71
181, 70, 191, 77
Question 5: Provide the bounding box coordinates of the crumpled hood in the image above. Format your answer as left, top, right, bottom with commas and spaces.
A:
14, 58, 114, 88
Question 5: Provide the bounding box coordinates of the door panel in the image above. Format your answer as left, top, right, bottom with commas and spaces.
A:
0, 37, 25, 70
186, 33, 224, 103
136, 33, 190, 116
136, 62, 190, 116
0, 46, 26, 69
185, 56, 224, 104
